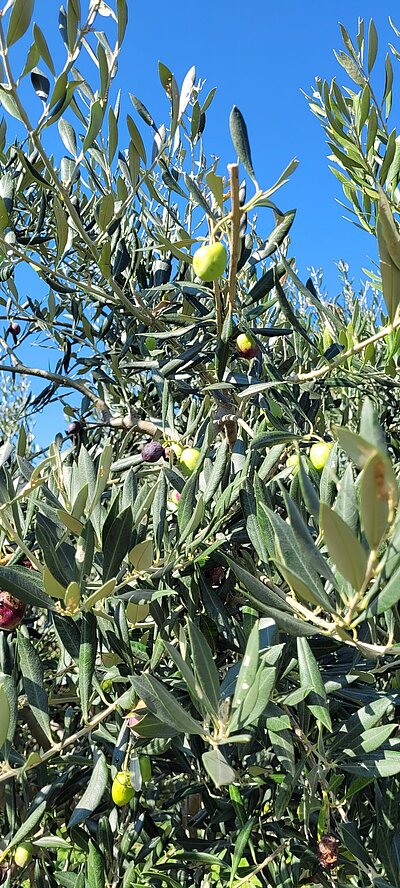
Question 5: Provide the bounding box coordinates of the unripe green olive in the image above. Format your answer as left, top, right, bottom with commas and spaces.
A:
286, 453, 300, 475
192, 242, 227, 281
179, 447, 201, 476
14, 842, 34, 868
309, 442, 332, 471
111, 770, 135, 807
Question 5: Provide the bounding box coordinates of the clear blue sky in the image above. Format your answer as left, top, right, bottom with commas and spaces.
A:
5, 0, 399, 444
125, 0, 396, 291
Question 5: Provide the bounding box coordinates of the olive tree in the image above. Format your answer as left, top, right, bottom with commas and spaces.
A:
0, 4, 400, 887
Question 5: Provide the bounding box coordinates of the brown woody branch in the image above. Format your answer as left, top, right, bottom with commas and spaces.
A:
227, 162, 241, 308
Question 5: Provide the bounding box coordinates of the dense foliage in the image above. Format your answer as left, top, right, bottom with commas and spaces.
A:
1, 4, 400, 887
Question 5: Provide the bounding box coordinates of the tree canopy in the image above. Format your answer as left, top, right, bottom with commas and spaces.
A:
0, 4, 400, 887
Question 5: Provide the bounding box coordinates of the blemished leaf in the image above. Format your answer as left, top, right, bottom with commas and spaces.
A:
297, 637, 332, 731
158, 60, 173, 95
360, 452, 396, 550
333, 50, 365, 86
6, 0, 34, 47
320, 502, 369, 591
17, 633, 52, 742
229, 105, 256, 183
202, 748, 236, 786
68, 752, 108, 827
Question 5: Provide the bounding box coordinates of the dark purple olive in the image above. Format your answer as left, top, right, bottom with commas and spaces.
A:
0, 591, 26, 630
67, 421, 82, 436
205, 565, 225, 586
7, 321, 21, 341
141, 440, 164, 462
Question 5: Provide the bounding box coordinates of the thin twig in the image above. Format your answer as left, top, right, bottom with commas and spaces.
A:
0, 360, 106, 412
233, 844, 286, 888
227, 162, 241, 308
0, 695, 121, 790
238, 311, 400, 401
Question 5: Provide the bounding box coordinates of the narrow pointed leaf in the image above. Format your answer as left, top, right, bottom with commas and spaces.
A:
7, 0, 34, 47
68, 752, 108, 827
18, 633, 52, 742
229, 105, 256, 182
320, 502, 369, 591
297, 637, 331, 730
